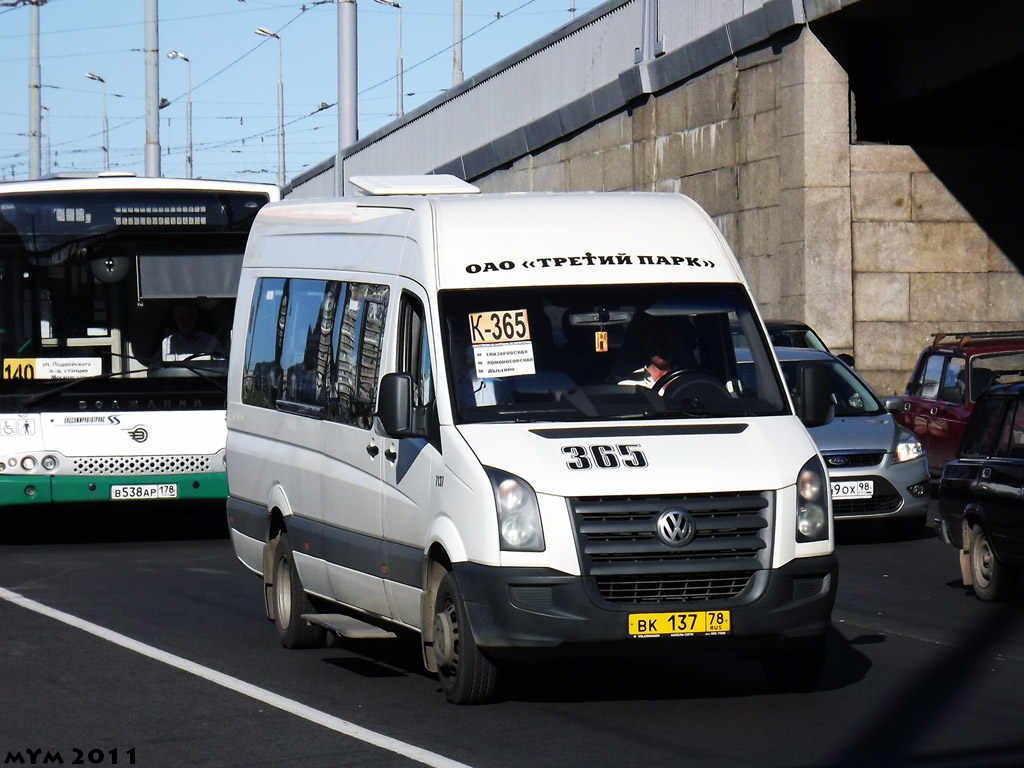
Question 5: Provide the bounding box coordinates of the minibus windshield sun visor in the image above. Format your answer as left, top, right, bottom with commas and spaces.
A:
440, 283, 788, 424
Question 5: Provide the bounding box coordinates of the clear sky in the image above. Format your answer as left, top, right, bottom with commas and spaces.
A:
0, 0, 602, 186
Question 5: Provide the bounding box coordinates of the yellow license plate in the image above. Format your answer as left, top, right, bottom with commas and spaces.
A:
628, 610, 731, 637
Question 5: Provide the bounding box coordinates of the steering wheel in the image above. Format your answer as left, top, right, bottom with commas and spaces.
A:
652, 368, 731, 409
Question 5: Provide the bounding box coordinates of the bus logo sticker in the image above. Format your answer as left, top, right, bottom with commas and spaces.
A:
127, 426, 149, 443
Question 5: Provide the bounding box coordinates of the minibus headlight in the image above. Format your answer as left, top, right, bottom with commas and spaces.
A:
486, 468, 545, 552
796, 457, 829, 543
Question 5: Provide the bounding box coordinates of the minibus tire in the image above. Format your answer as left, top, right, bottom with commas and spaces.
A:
433, 571, 498, 704
272, 531, 325, 649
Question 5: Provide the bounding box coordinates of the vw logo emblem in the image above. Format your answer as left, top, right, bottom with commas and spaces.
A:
656, 508, 696, 547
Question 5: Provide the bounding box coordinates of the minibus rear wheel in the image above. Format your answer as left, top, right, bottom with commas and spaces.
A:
271, 530, 325, 649
433, 570, 498, 704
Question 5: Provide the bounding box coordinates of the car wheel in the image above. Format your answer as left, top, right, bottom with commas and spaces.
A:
271, 530, 325, 648
760, 636, 826, 693
433, 570, 498, 704
968, 523, 1018, 602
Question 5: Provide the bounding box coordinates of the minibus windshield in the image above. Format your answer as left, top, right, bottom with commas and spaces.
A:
440, 283, 788, 424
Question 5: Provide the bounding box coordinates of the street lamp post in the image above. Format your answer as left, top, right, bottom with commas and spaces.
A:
41, 105, 50, 176
167, 51, 193, 178
255, 27, 285, 187
374, 0, 403, 118
84, 72, 109, 171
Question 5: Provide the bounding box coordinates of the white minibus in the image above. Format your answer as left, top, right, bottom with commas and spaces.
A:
226, 176, 836, 703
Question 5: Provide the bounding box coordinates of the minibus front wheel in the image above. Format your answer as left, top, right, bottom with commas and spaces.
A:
433, 570, 498, 704
271, 530, 325, 649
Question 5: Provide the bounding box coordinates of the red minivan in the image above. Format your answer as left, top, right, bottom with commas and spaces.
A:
897, 332, 1024, 476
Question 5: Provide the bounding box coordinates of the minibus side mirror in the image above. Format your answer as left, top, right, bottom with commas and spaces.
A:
377, 373, 413, 437
793, 363, 833, 428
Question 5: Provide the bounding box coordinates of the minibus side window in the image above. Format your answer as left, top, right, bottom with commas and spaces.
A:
241, 277, 287, 408
328, 281, 390, 429
278, 279, 331, 411
397, 293, 433, 408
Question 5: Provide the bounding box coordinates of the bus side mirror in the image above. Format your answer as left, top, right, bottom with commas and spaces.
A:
377, 373, 413, 437
793, 363, 833, 428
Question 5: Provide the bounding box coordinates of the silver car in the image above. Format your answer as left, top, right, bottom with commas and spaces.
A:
774, 348, 930, 538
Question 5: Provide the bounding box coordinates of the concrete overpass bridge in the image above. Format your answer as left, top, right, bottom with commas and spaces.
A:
290, 0, 1024, 395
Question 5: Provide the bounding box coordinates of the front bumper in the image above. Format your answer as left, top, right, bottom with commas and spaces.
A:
827, 458, 930, 522
453, 554, 838, 660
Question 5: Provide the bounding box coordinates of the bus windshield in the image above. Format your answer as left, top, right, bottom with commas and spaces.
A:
439, 283, 788, 424
0, 179, 277, 507
1, 187, 269, 406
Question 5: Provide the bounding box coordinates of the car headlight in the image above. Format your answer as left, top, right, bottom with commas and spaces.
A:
894, 428, 924, 464
486, 467, 545, 552
796, 457, 829, 543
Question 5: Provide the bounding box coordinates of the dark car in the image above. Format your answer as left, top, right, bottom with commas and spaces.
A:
897, 331, 1024, 476
937, 382, 1024, 601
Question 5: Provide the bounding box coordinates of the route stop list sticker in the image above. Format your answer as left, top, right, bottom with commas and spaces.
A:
468, 309, 536, 378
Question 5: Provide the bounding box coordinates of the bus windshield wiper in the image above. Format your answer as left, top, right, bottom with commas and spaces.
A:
157, 356, 229, 391
15, 368, 134, 411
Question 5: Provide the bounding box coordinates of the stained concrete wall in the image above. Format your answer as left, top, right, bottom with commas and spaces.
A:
475, 26, 1022, 395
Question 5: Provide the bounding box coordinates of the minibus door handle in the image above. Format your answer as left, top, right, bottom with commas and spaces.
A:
366, 443, 380, 458
384, 446, 398, 463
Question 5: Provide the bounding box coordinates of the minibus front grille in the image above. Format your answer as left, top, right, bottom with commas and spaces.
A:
570, 492, 772, 604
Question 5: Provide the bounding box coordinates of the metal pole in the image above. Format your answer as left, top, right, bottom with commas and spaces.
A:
42, 105, 50, 175
396, 4, 403, 118
28, 1, 41, 179
102, 80, 109, 171
255, 27, 286, 188
337, 0, 357, 195
167, 52, 192, 178
86, 73, 109, 171
144, 0, 161, 177
453, 0, 463, 86
276, 34, 285, 186
374, 0, 402, 119
185, 58, 192, 178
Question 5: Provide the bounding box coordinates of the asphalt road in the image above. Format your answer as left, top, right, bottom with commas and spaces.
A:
2, 502, 1023, 768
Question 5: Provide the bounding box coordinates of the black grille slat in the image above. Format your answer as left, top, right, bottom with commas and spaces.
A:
589, 558, 762, 576
597, 573, 756, 603
585, 534, 767, 558
571, 492, 772, 605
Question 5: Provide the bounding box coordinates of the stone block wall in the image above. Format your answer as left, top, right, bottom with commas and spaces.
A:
850, 145, 1024, 394
476, 26, 1021, 396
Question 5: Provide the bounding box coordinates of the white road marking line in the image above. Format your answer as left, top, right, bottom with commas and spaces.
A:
0, 586, 472, 768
